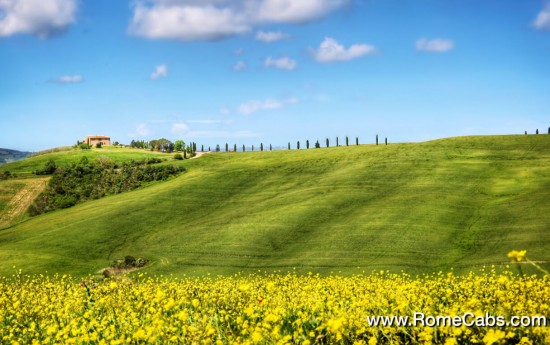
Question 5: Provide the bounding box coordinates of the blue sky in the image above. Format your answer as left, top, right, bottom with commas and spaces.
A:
1, 0, 549, 152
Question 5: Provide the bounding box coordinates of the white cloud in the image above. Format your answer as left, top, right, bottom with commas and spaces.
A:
415, 38, 454, 52
186, 130, 259, 139
150, 64, 168, 79
254, 0, 348, 24
255, 30, 289, 42
171, 122, 190, 135
128, 2, 250, 41
264, 56, 297, 70
233, 60, 246, 72
533, 3, 550, 30
0, 0, 77, 38
238, 97, 299, 115
312, 37, 377, 63
128, 0, 348, 41
48, 75, 83, 84
129, 123, 151, 138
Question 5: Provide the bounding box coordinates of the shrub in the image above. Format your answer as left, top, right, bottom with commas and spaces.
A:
34, 159, 57, 175
174, 153, 183, 160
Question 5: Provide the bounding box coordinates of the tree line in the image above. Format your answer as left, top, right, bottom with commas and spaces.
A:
29, 156, 185, 216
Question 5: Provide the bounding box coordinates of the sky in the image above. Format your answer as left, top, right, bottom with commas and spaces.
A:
1, 0, 549, 152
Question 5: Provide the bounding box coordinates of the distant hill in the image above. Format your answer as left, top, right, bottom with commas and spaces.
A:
0, 135, 548, 277
0, 148, 32, 165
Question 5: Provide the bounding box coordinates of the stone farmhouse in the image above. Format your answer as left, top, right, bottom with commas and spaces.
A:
83, 135, 111, 147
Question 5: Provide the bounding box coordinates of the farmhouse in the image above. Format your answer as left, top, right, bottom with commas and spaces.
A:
83, 135, 110, 147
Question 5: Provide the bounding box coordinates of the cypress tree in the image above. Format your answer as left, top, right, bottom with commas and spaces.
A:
201, 144, 204, 152
225, 143, 228, 152
297, 141, 300, 149
326, 138, 329, 148
536, 129, 539, 135
216, 144, 220, 152
252, 145, 254, 151
356, 137, 359, 146
376, 134, 379, 145
234, 144, 237, 152
261, 143, 264, 151
385, 137, 388, 145
346, 136, 349, 146
288, 142, 291, 150
525, 131, 527, 135
548, 127, 550, 134
315, 140, 320, 148
243, 144, 245, 152
208, 146, 211, 152
270, 144, 272, 151
306, 140, 310, 149
336, 137, 339, 146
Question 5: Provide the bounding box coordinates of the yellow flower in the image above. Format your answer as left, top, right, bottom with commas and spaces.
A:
483, 329, 506, 345
507, 250, 527, 262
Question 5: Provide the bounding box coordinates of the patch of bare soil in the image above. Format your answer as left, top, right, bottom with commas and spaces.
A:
0, 177, 49, 228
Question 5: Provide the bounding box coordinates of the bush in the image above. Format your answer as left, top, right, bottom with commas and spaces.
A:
174, 153, 183, 160
34, 159, 57, 175
29, 158, 186, 216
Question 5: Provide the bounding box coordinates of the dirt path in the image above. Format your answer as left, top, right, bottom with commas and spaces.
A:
0, 177, 49, 229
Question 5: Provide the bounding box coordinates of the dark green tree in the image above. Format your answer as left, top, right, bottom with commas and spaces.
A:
201, 144, 204, 152
260, 143, 264, 151
345, 136, 349, 146
288, 142, 291, 150
234, 144, 237, 152
315, 140, 320, 148
297, 141, 300, 149
385, 137, 388, 145
376, 134, 379, 145
174, 140, 185, 152
536, 129, 539, 135
336, 137, 339, 146
225, 143, 228, 152
306, 140, 310, 149
216, 144, 220, 152
270, 144, 272, 151
243, 144, 245, 152
326, 138, 329, 148
356, 137, 359, 146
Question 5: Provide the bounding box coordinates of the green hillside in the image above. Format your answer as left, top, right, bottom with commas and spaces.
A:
0, 135, 548, 277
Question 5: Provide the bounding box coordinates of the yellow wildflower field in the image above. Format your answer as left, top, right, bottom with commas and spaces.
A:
1, 269, 548, 344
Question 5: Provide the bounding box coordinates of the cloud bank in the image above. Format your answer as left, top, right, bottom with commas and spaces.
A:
0, 0, 77, 38
128, 0, 348, 41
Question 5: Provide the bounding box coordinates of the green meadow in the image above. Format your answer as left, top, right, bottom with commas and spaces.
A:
0, 135, 548, 277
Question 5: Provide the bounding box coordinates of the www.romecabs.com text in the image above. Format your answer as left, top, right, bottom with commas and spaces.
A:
366, 312, 548, 327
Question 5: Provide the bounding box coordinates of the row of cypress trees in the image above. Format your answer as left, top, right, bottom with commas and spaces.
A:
203, 135, 390, 153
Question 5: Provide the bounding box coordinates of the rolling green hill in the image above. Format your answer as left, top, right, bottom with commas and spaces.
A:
0, 135, 548, 277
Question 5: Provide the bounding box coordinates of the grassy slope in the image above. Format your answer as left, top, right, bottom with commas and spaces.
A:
0, 147, 170, 177
0, 135, 548, 277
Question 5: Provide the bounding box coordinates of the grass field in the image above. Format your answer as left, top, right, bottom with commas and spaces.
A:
0, 135, 548, 277
0, 146, 171, 176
